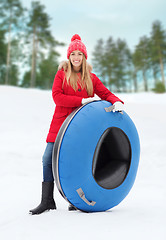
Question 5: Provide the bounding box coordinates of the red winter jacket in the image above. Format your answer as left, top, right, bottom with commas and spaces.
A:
46, 70, 123, 142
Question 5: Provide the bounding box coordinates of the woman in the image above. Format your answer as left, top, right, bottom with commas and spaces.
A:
29, 34, 124, 215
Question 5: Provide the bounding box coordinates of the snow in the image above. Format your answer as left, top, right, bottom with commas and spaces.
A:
0, 86, 166, 240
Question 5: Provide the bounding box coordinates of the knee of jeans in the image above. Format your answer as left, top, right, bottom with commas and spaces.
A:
42, 153, 52, 167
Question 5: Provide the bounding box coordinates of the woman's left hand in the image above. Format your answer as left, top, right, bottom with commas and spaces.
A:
113, 101, 124, 112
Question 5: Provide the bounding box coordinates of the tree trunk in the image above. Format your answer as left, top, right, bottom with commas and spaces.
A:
159, 55, 165, 86
5, 7, 12, 85
157, 44, 165, 87
122, 81, 127, 92
152, 67, 158, 86
30, 26, 37, 88
133, 72, 138, 92
142, 70, 148, 91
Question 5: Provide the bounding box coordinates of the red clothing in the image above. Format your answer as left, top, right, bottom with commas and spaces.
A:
46, 70, 123, 142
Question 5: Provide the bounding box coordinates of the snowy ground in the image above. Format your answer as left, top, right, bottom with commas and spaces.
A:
0, 86, 166, 240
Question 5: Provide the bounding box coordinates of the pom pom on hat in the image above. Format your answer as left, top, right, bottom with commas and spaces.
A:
67, 34, 87, 59
71, 34, 81, 42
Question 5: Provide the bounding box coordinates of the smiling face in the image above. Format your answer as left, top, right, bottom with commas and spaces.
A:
70, 50, 84, 72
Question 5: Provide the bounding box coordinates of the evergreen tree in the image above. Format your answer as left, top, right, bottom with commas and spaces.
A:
150, 20, 166, 87
89, 20, 166, 92
149, 38, 160, 86
133, 36, 151, 91
26, 1, 62, 88
0, 0, 25, 85
92, 37, 132, 92
21, 71, 31, 88
9, 63, 19, 85
92, 39, 106, 83
0, 30, 7, 84
104, 37, 116, 90
36, 49, 60, 89
130, 62, 139, 92
113, 39, 131, 92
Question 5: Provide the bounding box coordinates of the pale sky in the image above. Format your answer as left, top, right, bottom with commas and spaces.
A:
22, 0, 166, 62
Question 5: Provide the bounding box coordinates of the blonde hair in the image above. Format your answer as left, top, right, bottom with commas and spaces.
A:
63, 55, 93, 96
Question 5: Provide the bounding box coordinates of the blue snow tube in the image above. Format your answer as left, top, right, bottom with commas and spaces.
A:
52, 100, 140, 212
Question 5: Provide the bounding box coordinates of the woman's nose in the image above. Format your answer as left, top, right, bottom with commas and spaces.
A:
74, 56, 79, 60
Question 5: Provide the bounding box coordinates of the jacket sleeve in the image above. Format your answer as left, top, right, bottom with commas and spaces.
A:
92, 73, 124, 104
52, 70, 83, 107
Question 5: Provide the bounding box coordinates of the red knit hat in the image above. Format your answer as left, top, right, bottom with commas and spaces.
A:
67, 34, 88, 59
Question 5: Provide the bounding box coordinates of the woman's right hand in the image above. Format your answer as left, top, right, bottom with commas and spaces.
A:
58, 61, 68, 70
82, 96, 101, 105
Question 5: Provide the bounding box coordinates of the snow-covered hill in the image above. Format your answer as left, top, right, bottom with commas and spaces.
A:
0, 86, 166, 240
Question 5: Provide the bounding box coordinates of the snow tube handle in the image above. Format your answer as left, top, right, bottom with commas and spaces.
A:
105, 105, 123, 114
76, 188, 96, 206
104, 105, 115, 112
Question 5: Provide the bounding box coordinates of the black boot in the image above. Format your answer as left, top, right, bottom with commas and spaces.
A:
68, 204, 77, 211
29, 182, 56, 215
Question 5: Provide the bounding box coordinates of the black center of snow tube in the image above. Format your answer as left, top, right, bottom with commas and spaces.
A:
92, 127, 131, 189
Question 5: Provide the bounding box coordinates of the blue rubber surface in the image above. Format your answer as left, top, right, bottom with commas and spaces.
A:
55, 101, 140, 212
